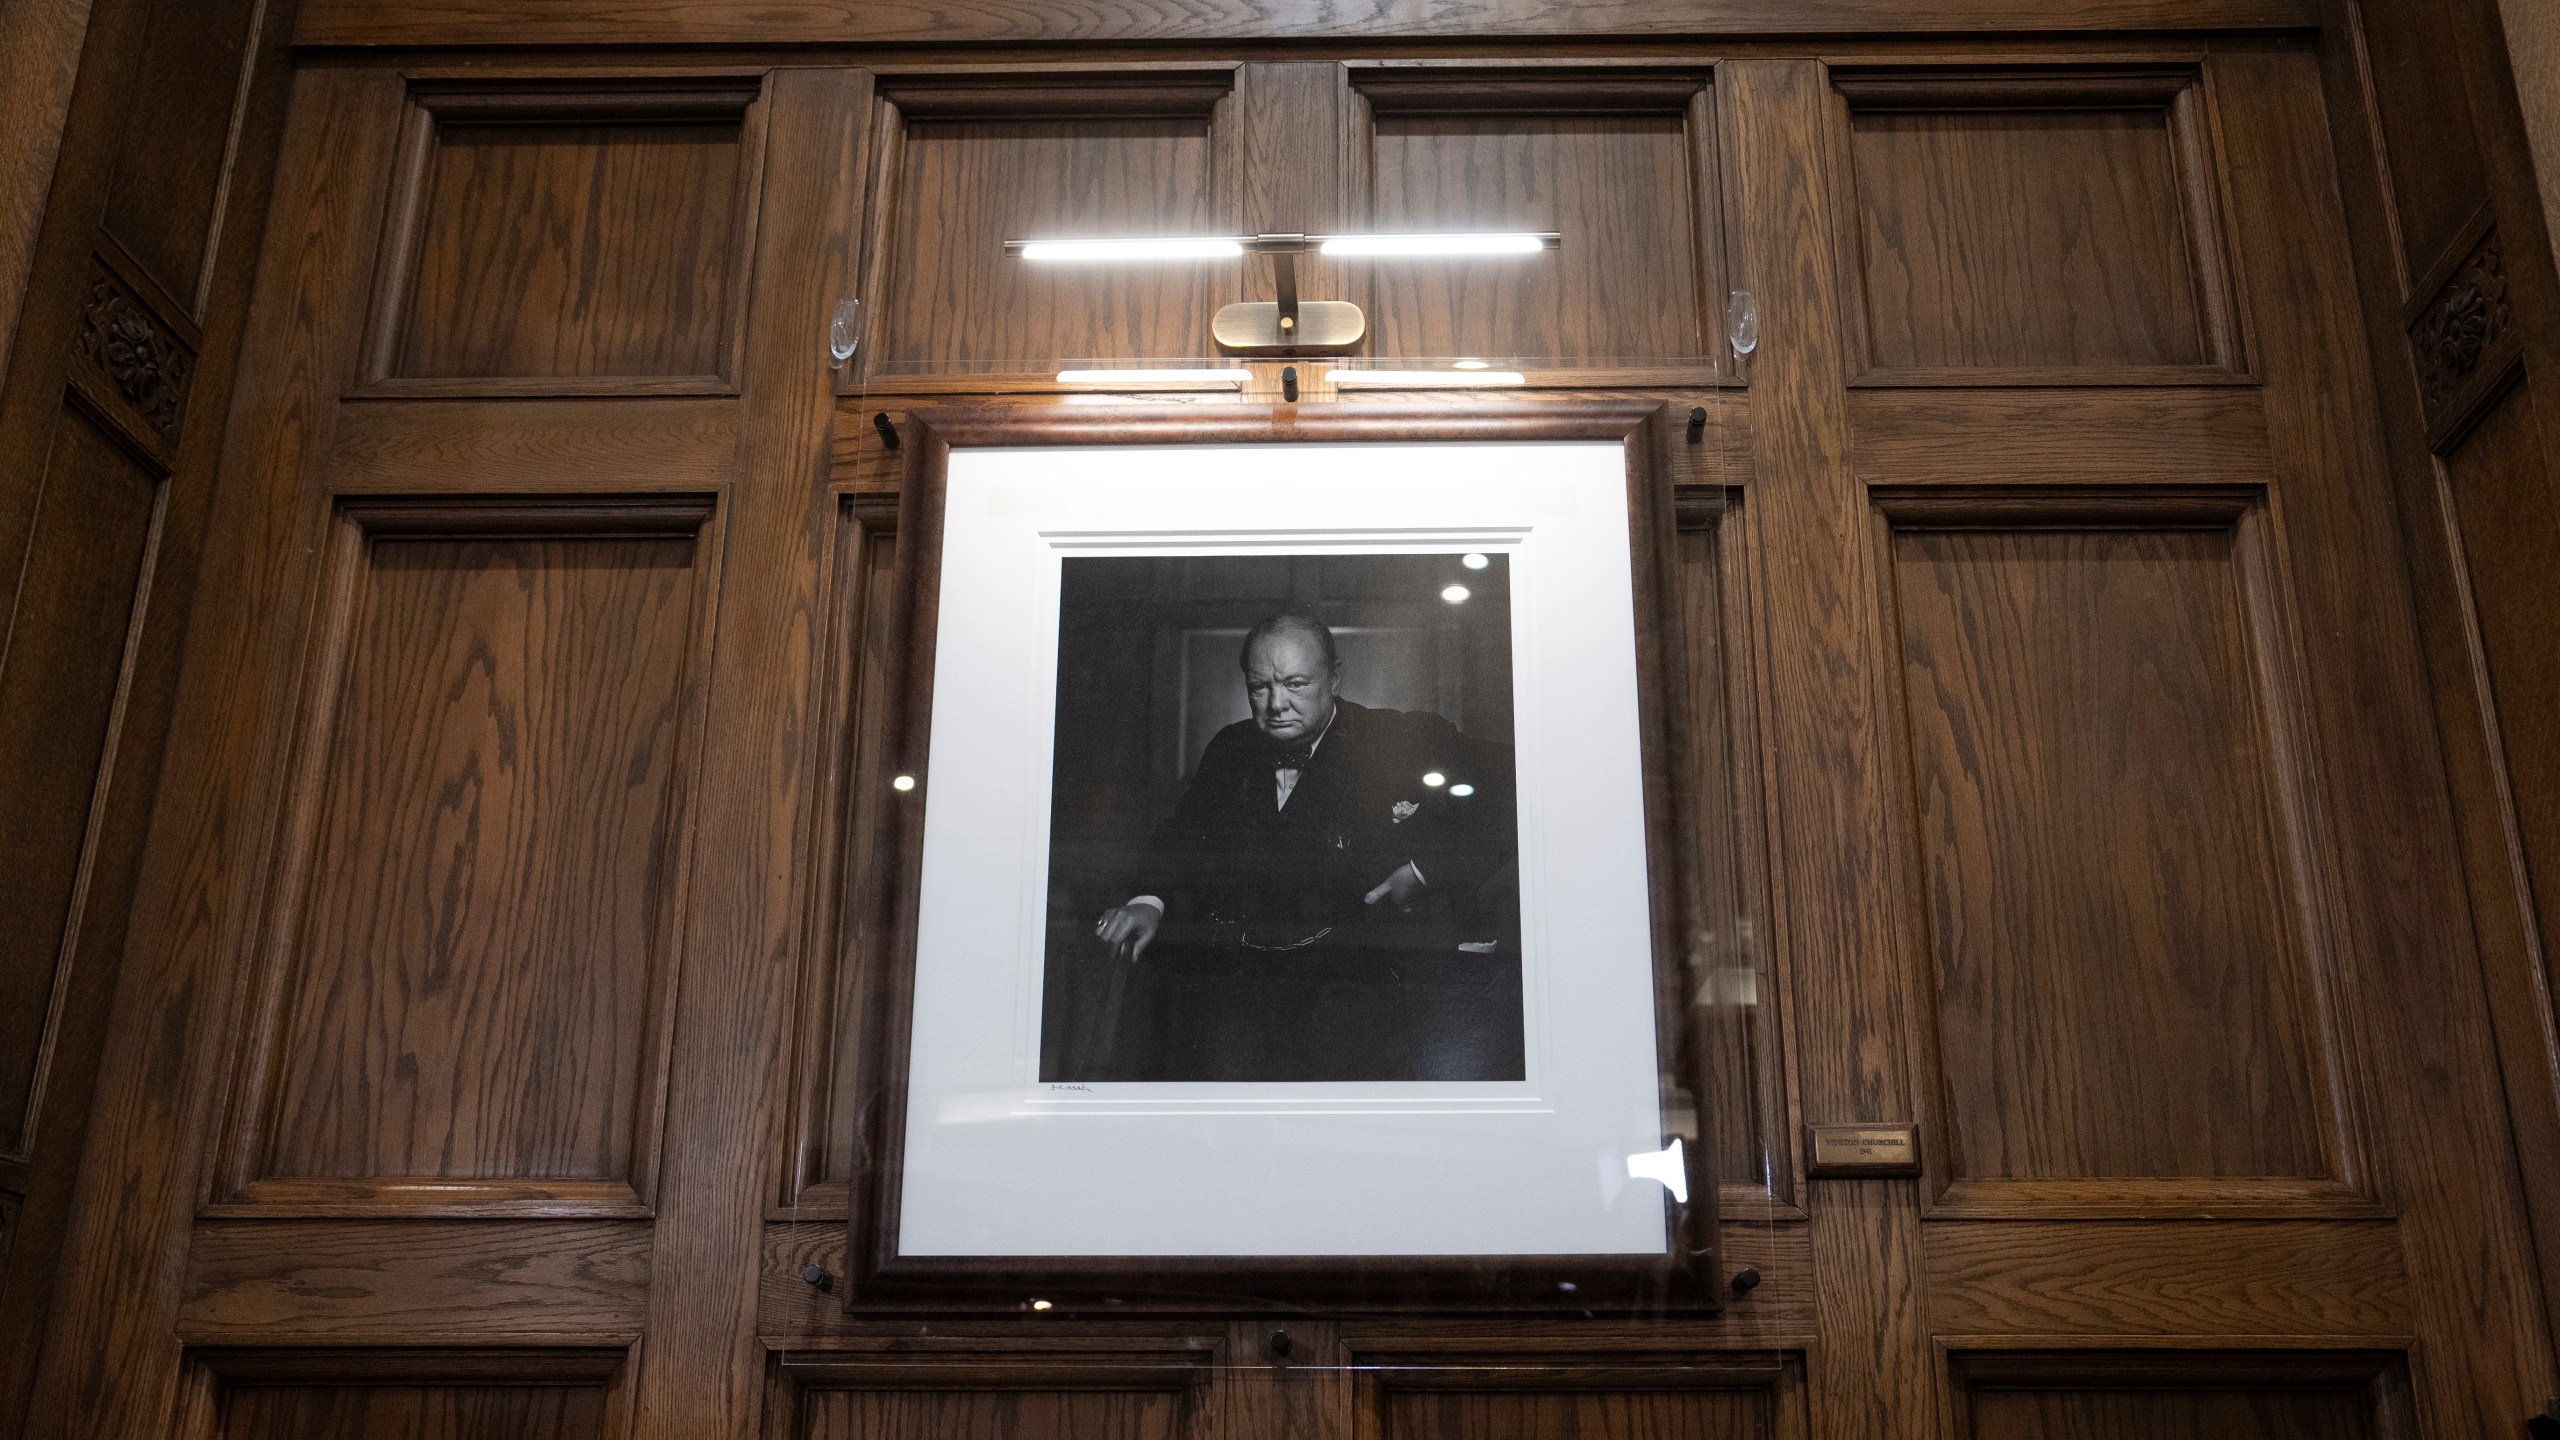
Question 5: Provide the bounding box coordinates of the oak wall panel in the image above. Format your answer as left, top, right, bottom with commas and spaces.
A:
217, 495, 715, 1215
786, 495, 900, 1212
374, 84, 763, 389
1384, 1389, 1773, 1440
1835, 69, 2242, 382
1951, 1353, 2401, 1440
1880, 496, 2335, 1198
201, 1350, 627, 1440
0, 406, 164, 1160
2435, 381, 2560, 1024
1966, 1385, 2376, 1440
1352, 71, 1723, 364
220, 1381, 608, 1440
796, 1388, 1187, 1440
2352, 0, 2493, 284
774, 1343, 1214, 1440
96, 0, 265, 311
1353, 1349, 1801, 1440
859, 73, 1237, 378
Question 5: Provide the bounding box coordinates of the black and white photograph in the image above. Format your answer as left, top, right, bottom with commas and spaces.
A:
1039, 553, 1526, 1084
884, 434, 1686, 1266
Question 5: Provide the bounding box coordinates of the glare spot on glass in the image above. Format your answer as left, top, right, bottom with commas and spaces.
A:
1452, 358, 1491, 370
1460, 552, 1490, 570
1625, 1138, 1689, 1204
892, 774, 917, 792
1449, 783, 1475, 797
1423, 772, 1446, 788
1030, 1299, 1053, 1311
1441, 584, 1470, 604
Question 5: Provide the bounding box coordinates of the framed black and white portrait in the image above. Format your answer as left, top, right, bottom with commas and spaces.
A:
846, 403, 1720, 1313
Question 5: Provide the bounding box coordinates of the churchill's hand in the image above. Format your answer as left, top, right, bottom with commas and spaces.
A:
1094, 902, 1161, 958
1363, 861, 1426, 910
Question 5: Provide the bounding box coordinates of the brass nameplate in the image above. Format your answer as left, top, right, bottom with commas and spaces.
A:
1806, 1124, 1920, 1177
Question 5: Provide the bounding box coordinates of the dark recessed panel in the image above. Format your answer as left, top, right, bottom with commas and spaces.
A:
0, 407, 161, 1159
222, 1382, 609, 1440
798, 1388, 1187, 1440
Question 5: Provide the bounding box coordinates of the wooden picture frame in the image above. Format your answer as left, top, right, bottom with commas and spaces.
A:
843, 399, 1721, 1314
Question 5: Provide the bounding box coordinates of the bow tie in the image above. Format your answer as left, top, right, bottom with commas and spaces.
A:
1270, 747, 1315, 772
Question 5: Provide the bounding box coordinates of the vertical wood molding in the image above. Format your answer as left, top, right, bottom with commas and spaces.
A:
1721, 57, 1936, 1440
627, 65, 871, 1440
2209, 41, 2557, 1432
21, 65, 411, 1439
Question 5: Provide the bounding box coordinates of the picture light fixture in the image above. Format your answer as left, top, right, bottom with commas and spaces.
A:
1003, 231, 1561, 357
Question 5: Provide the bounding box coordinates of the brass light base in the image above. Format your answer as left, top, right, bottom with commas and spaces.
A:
1212, 299, 1365, 356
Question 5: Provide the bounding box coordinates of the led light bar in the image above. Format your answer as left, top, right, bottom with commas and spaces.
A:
1011, 237, 1246, 261
1317, 232, 1555, 257
1054, 368, 1252, 386
1325, 368, 1527, 387
1005, 232, 1560, 260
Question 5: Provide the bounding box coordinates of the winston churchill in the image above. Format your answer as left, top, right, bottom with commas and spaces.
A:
1086, 612, 1525, 1082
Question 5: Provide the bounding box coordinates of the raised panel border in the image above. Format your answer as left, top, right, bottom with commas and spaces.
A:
1343, 62, 1731, 381
1828, 65, 2252, 388
763, 1334, 1218, 1440
1343, 1338, 1807, 1440
358, 76, 770, 399
845, 67, 1243, 394
776, 490, 901, 1219
1937, 1344, 2414, 1440
203, 491, 721, 1220
1672, 485, 1801, 1211
178, 1345, 633, 1440
1871, 485, 2379, 1220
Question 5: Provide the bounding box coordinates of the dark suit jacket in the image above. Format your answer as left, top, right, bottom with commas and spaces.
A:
1135, 699, 1518, 954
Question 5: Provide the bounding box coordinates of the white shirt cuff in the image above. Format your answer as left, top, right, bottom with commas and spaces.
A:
1126, 896, 1164, 913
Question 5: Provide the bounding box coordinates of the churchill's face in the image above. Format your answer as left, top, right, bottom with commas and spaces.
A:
1242, 631, 1339, 745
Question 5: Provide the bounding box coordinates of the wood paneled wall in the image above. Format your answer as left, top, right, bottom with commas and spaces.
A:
9, 3, 2560, 1438
0, 0, 299, 1428
2316, 0, 2560, 1379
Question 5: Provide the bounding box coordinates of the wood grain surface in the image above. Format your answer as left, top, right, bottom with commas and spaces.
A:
1380, 1386, 1775, 1440
392, 116, 749, 382
1887, 520, 2325, 1183
2320, 0, 2560, 1368
1923, 1220, 2410, 1338
1964, 1383, 2374, 1440
1839, 83, 2221, 375
2204, 45, 2555, 1436
329, 400, 741, 495
219, 1381, 611, 1440
180, 1220, 651, 1342
0, 0, 299, 1420
1357, 70, 1719, 363
864, 83, 1234, 374
288, 0, 2322, 48
1848, 391, 2266, 486
242, 517, 705, 1200
0, 408, 157, 1156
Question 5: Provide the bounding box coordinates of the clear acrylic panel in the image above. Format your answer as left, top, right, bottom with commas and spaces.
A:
778, 332, 1776, 1385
